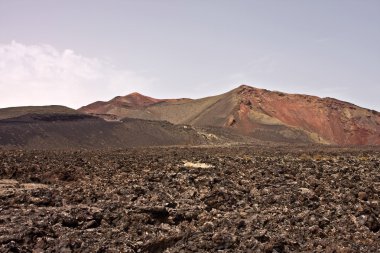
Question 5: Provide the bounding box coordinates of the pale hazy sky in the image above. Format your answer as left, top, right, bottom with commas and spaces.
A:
0, 0, 379, 110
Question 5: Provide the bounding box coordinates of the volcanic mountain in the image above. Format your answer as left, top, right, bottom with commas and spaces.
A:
79, 85, 380, 145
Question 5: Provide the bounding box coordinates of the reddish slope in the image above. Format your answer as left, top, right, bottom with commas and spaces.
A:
79, 93, 163, 114
79, 92, 192, 120
79, 85, 380, 145
234, 86, 380, 145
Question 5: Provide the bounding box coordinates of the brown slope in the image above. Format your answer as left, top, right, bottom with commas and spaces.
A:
0, 108, 258, 149
80, 85, 380, 145
0, 115, 194, 149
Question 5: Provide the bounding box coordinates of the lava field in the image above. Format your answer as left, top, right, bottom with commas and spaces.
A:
0, 146, 379, 252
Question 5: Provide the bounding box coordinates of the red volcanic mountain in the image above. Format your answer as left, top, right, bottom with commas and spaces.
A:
79, 85, 380, 145
80, 92, 192, 121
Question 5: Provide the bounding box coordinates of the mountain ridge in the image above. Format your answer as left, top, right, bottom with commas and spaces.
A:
79, 84, 380, 145
0, 85, 378, 148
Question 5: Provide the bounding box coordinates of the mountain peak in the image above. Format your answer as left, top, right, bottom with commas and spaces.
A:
237, 84, 254, 89
233, 84, 268, 93
234, 84, 255, 91
127, 92, 146, 97
112, 92, 161, 107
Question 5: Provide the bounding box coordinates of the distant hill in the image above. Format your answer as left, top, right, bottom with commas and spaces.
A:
0, 105, 79, 120
80, 85, 380, 145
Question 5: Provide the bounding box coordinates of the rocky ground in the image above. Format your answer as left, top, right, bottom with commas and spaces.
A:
0, 146, 379, 252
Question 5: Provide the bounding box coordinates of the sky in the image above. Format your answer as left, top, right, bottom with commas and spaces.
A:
0, 0, 379, 110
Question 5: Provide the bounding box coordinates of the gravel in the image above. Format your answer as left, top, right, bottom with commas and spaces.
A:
0, 146, 379, 252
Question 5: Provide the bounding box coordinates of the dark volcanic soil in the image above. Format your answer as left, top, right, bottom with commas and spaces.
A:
0, 146, 379, 252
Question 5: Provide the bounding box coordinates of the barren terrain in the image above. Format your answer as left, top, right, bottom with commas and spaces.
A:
0, 146, 379, 252
80, 85, 380, 145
